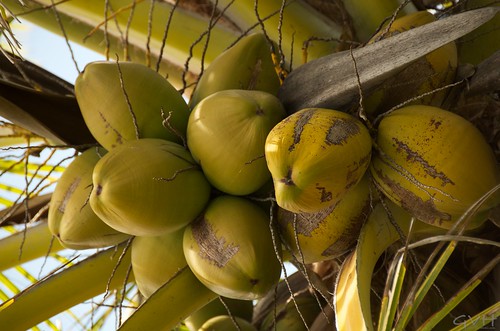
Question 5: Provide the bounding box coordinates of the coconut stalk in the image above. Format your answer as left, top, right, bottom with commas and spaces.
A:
0, 220, 64, 272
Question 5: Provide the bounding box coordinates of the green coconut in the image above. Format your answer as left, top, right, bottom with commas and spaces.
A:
131, 229, 187, 298
183, 195, 281, 300
48, 147, 131, 249
189, 32, 281, 108
75, 61, 190, 151
187, 89, 286, 196
90, 138, 212, 236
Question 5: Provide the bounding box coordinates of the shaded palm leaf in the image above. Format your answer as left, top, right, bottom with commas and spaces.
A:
0, 51, 96, 146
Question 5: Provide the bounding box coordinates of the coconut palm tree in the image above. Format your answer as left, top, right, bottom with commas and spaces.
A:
0, 0, 498, 330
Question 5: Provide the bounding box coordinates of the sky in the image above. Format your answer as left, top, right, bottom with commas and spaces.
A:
10, 20, 105, 84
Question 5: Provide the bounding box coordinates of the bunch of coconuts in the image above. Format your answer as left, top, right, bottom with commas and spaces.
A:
48, 20, 499, 330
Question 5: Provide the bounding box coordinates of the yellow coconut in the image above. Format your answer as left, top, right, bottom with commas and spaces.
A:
278, 173, 372, 263
371, 105, 500, 229
265, 108, 372, 213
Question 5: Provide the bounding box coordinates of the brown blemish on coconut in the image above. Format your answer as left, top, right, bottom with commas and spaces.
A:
191, 217, 239, 268
345, 153, 372, 189
289, 109, 314, 152
58, 177, 81, 213
375, 168, 451, 225
392, 137, 454, 187
255, 106, 265, 116
429, 118, 442, 130
316, 185, 332, 203
99, 112, 123, 148
279, 203, 338, 236
325, 118, 360, 146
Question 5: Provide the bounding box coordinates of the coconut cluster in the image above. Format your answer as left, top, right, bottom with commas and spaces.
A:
48, 24, 499, 330
50, 34, 288, 305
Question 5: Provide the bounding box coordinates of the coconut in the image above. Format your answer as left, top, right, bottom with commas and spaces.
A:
183, 195, 281, 300
131, 229, 187, 298
189, 32, 281, 108
187, 89, 286, 196
48, 147, 131, 249
75, 61, 190, 150
90, 138, 212, 236
371, 105, 500, 229
278, 173, 372, 264
265, 108, 372, 213
364, 11, 458, 117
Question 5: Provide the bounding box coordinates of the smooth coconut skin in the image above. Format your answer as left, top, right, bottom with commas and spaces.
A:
90, 138, 212, 236
371, 105, 500, 229
189, 33, 281, 108
265, 108, 372, 214
187, 89, 286, 196
131, 228, 187, 298
75, 61, 190, 151
48, 147, 131, 249
183, 195, 281, 300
